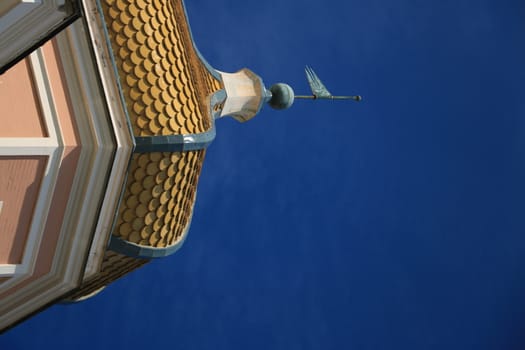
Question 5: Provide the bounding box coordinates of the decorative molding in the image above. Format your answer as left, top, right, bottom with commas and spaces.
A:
0, 1, 43, 35
77, 1, 135, 280
49, 22, 118, 289
0, 0, 80, 74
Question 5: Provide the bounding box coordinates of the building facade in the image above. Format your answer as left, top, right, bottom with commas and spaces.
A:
0, 0, 275, 331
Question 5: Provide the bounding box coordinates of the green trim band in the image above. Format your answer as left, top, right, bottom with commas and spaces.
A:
107, 234, 188, 258
133, 125, 216, 153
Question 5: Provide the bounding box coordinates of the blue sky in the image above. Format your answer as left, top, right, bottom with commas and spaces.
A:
3, 0, 525, 349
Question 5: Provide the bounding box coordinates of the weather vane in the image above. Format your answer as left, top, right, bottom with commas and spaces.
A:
266, 66, 362, 111
296, 66, 362, 101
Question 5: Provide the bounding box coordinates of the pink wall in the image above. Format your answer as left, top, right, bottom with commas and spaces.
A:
0, 156, 47, 264
0, 58, 47, 137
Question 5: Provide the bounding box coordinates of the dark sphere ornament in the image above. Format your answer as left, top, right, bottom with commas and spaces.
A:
268, 83, 295, 110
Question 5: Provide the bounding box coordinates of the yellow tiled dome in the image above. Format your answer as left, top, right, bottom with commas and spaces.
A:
100, 0, 222, 253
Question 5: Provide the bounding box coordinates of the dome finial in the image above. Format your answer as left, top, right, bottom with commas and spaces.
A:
267, 83, 295, 110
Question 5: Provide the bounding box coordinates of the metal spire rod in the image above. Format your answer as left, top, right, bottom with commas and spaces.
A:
295, 95, 362, 101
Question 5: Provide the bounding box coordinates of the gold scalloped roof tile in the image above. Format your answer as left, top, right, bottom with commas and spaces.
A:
114, 150, 204, 248
102, 0, 219, 136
